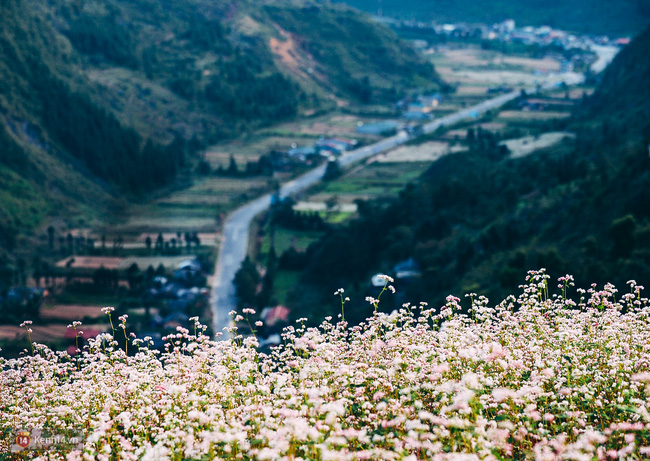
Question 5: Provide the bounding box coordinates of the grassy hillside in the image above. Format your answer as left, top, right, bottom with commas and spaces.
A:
265, 3, 438, 103
337, 0, 650, 35
278, 25, 650, 324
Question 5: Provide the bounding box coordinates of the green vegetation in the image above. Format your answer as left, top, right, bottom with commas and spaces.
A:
3, 275, 650, 458
338, 0, 650, 35
265, 3, 440, 102
263, 25, 650, 324
580, 25, 650, 129
0, 0, 442, 288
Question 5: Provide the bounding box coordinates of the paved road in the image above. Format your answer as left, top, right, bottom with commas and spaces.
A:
209, 66, 605, 337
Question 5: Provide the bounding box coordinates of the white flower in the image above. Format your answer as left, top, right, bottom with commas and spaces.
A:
631, 372, 650, 383
377, 274, 394, 283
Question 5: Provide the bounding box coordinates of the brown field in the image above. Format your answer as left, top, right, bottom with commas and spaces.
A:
498, 110, 571, 121
370, 141, 466, 163
0, 324, 99, 343
40, 304, 106, 321
455, 86, 490, 95
453, 70, 542, 86
547, 87, 595, 99
205, 135, 312, 162
440, 49, 491, 66
430, 46, 570, 92
442, 122, 507, 140
204, 152, 262, 167
0, 325, 28, 341
501, 56, 560, 72
477, 122, 508, 131
283, 116, 361, 136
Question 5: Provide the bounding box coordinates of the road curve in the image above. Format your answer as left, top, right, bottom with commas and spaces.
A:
209, 72, 589, 337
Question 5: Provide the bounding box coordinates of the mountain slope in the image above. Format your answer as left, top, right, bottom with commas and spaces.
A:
336, 0, 650, 35
0, 0, 442, 255
0, 0, 115, 241
31, 0, 440, 140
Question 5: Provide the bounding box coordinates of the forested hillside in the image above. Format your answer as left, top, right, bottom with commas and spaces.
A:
0, 0, 115, 252
580, 25, 650, 129
31, 0, 439, 140
283, 25, 650, 324
337, 0, 650, 35
0, 0, 441, 254
0, 0, 193, 201
265, 4, 437, 103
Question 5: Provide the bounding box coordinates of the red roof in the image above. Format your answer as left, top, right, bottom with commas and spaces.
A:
261, 305, 290, 326
64, 327, 102, 339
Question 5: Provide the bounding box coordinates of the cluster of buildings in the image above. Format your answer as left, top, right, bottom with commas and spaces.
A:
396, 93, 444, 121
384, 16, 629, 72
286, 137, 358, 162
487, 20, 630, 50
392, 17, 629, 51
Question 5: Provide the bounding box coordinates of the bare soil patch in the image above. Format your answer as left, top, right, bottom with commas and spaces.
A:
370, 141, 466, 163
501, 56, 560, 72
40, 305, 105, 321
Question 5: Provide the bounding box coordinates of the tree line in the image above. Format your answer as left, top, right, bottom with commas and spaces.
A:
37, 75, 189, 194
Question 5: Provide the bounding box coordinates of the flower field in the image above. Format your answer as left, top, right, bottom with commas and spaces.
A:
1, 270, 650, 460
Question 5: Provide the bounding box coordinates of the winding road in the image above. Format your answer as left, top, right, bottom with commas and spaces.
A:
210, 48, 616, 337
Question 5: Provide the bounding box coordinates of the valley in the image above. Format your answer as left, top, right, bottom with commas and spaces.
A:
0, 0, 644, 358
2, 2, 650, 458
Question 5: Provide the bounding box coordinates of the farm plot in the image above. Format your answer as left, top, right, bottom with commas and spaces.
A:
501, 132, 576, 158
370, 141, 466, 163
497, 110, 572, 121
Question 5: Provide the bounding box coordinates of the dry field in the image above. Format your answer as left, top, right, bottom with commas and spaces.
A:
455, 85, 490, 95
40, 304, 106, 321
501, 56, 560, 71
293, 202, 358, 213
501, 132, 576, 158
498, 110, 572, 121
270, 114, 364, 137
433, 47, 560, 73
205, 136, 312, 163
430, 46, 570, 92
370, 141, 466, 163
0, 323, 107, 343
436, 48, 491, 66
453, 70, 544, 86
